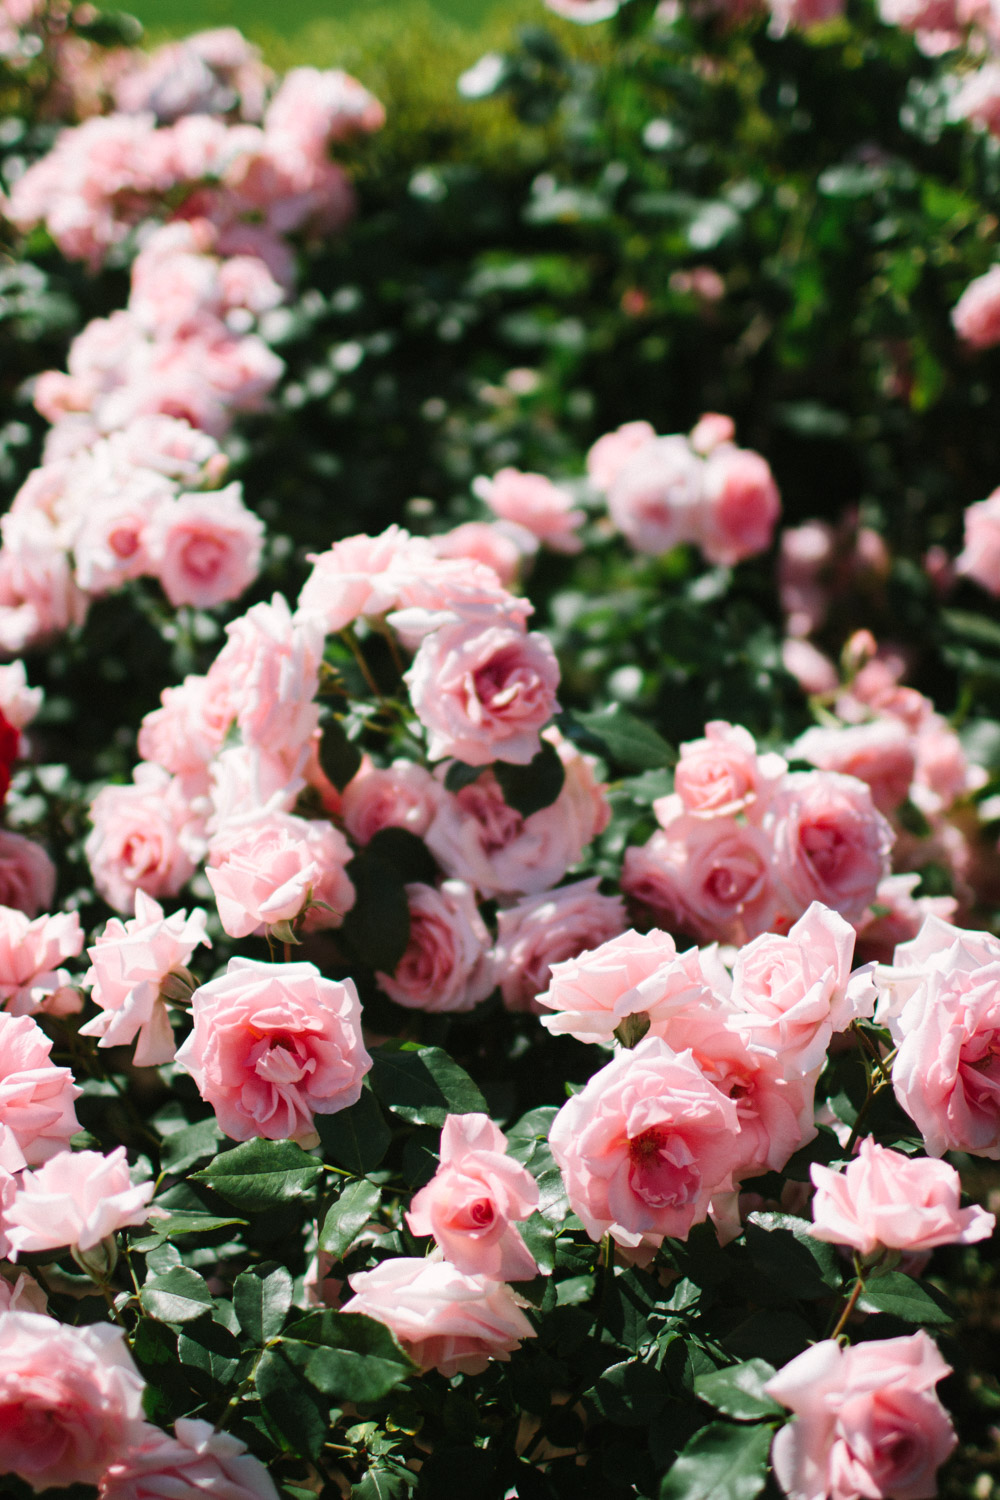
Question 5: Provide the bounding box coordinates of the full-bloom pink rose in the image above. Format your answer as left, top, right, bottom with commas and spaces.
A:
175, 958, 371, 1144
0, 833, 55, 918
98, 1417, 279, 1500
405, 619, 560, 767
296, 525, 417, 633
78, 892, 210, 1066
765, 771, 894, 926
728, 903, 877, 1077
206, 813, 355, 939
477, 468, 584, 554
342, 1256, 535, 1376
793, 721, 916, 814
607, 435, 704, 555
765, 1333, 956, 1500
537, 926, 711, 1043
206, 594, 323, 758
406, 1113, 540, 1280
956, 487, 1000, 595
0, 1312, 147, 1491
808, 1136, 994, 1256
137, 672, 231, 778
494, 877, 627, 1013
697, 445, 781, 566
146, 484, 264, 608
548, 1036, 741, 1251
0, 1012, 80, 1172
376, 881, 495, 1013
670, 720, 787, 821
622, 816, 776, 945
0, 906, 83, 1017
430, 522, 526, 587
6, 1146, 156, 1256
341, 758, 439, 845
86, 764, 204, 914
952, 264, 1000, 350
586, 420, 657, 490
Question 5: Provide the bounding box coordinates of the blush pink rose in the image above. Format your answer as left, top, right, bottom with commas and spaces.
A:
265, 66, 385, 146
6, 1146, 156, 1256
405, 620, 560, 767
78, 892, 210, 1066
0, 1012, 80, 1171
697, 446, 781, 566
0, 907, 83, 1017
430, 523, 525, 587
607, 435, 704, 555
782, 638, 839, 697
175, 958, 371, 1144
146, 484, 264, 609
950, 61, 1000, 135
793, 721, 916, 814
494, 877, 627, 1013
0, 1312, 147, 1492
622, 816, 776, 945
342, 1256, 535, 1376
206, 594, 322, 759
341, 759, 439, 845
728, 902, 877, 1077
547, 1036, 741, 1251
208, 744, 307, 832
376, 881, 495, 1013
952, 264, 1000, 350
586, 420, 657, 490
406, 1113, 540, 1280
0, 833, 55, 919
98, 1417, 279, 1500
689, 413, 736, 455
0, 662, 42, 731
537, 926, 709, 1043
206, 813, 355, 939
670, 720, 787, 820
137, 672, 231, 778
296, 525, 418, 633
854, 874, 957, 967
809, 1136, 994, 1256
0, 1271, 47, 1316
956, 488, 1000, 595
765, 1333, 956, 1500
477, 468, 584, 554
86, 764, 204, 914
765, 771, 894, 926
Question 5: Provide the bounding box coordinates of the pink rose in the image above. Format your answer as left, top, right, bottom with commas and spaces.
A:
431, 523, 525, 587
622, 816, 776, 945
342, 1256, 535, 1376
78, 892, 210, 1066
782, 638, 839, 697
0, 906, 83, 1017
494, 877, 627, 1013
0, 1012, 80, 1171
607, 435, 704, 555
0, 832, 55, 918
697, 446, 781, 566
0, 512, 88, 654
296, 525, 418, 633
146, 484, 264, 609
586, 420, 657, 490
264, 66, 385, 146
779, 519, 836, 637
765, 1333, 956, 1500
98, 1417, 279, 1500
405, 620, 560, 766
0, 1271, 47, 1316
6, 1146, 156, 1256
376, 881, 495, 1013
794, 720, 915, 814
765, 771, 894, 926
809, 1136, 994, 1256
206, 813, 355, 939
952, 264, 1000, 349
387, 552, 527, 648
341, 759, 439, 845
477, 468, 584, 553
950, 61, 1000, 135
0, 662, 42, 731
206, 594, 322, 758
728, 902, 877, 1076
137, 672, 230, 777
537, 926, 709, 1043
175, 958, 371, 1144
670, 720, 787, 820
548, 1036, 741, 1251
208, 744, 306, 832
406, 1113, 540, 1280
956, 487, 1000, 595
854, 874, 957, 967
86, 764, 205, 914
0, 1312, 147, 1491
689, 413, 736, 455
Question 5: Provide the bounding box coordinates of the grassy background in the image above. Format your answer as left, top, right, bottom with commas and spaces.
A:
125, 0, 509, 44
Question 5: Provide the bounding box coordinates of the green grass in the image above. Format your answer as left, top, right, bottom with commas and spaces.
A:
125, 0, 507, 40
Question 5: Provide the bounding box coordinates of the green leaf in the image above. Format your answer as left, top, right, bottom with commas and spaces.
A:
566, 707, 675, 771
493, 741, 566, 817
160, 1117, 223, 1175
660, 1420, 773, 1500
177, 1315, 241, 1385
341, 846, 411, 972
586, 1360, 670, 1425
370, 1043, 488, 1126
234, 1264, 293, 1344
316, 1086, 391, 1174
256, 1343, 329, 1461
695, 1361, 781, 1421
444, 761, 484, 794
365, 827, 438, 885
130, 1209, 247, 1250
140, 1265, 214, 1323
319, 1178, 383, 1259
282, 1311, 414, 1401
192, 1139, 323, 1211
318, 715, 363, 791
745, 1213, 843, 1300
353, 1469, 412, 1500
857, 1271, 956, 1325
603, 1267, 659, 1353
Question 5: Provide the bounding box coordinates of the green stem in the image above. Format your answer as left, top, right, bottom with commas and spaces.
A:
340, 628, 383, 701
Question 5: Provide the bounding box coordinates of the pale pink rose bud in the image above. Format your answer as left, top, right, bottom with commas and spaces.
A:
175, 958, 371, 1144
78, 891, 210, 1067
0, 1312, 147, 1491
86, 764, 204, 914
430, 523, 526, 587
622, 816, 776, 946
206, 594, 323, 758
607, 435, 704, 555
341, 759, 439, 845
0, 907, 83, 1017
952, 264, 1000, 350
809, 1136, 994, 1256
406, 1113, 540, 1280
476, 468, 584, 554
376, 881, 495, 1013
698, 446, 781, 566
0, 1012, 80, 1172
0, 833, 55, 918
765, 770, 894, 926
782, 638, 839, 697
956, 487, 1000, 594
6, 1146, 156, 1257
729, 902, 877, 1077
405, 620, 560, 767
689, 413, 736, 456
494, 877, 627, 1013
206, 813, 355, 939
548, 1036, 741, 1251
537, 926, 698, 1042
792, 720, 916, 814
146, 484, 264, 609
98, 1416, 279, 1500
342, 1256, 535, 1376
0, 1271, 47, 1316
586, 420, 657, 491
670, 720, 787, 821
765, 1333, 956, 1500
0, 662, 42, 731
296, 525, 418, 633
